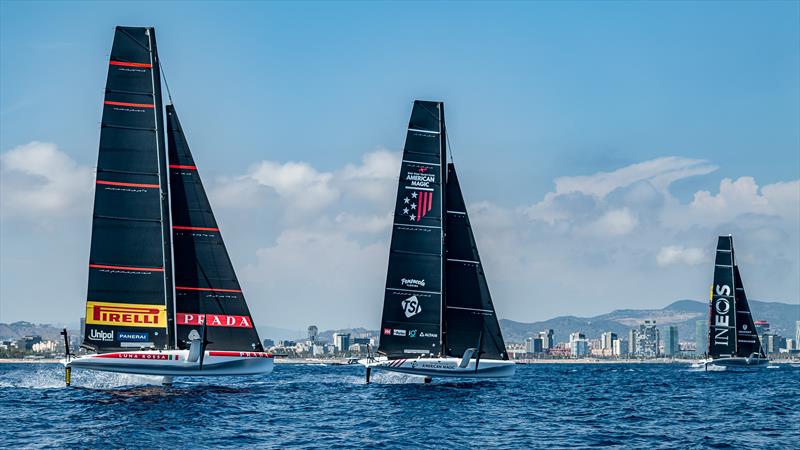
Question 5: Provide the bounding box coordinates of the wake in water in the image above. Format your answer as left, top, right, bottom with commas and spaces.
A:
0, 363, 162, 390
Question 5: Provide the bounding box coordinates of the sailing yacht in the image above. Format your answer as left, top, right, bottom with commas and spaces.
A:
701, 235, 768, 369
64, 26, 272, 383
360, 101, 515, 381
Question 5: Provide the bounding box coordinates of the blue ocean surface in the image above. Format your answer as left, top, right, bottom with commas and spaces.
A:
0, 362, 798, 449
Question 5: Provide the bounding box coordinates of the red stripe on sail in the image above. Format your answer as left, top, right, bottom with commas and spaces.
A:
90, 264, 164, 272
169, 164, 197, 170
175, 286, 242, 293
104, 100, 154, 108
97, 180, 159, 188
172, 226, 219, 231
109, 60, 152, 68
417, 193, 423, 221
428, 192, 433, 212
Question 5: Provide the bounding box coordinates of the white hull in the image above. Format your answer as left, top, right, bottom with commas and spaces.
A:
66, 350, 274, 377
700, 356, 769, 369
359, 356, 516, 378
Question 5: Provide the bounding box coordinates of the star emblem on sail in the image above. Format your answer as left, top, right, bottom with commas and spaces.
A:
402, 295, 421, 318
404, 191, 433, 221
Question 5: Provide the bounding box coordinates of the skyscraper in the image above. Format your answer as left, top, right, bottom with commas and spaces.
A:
695, 320, 708, 356
601, 332, 617, 350
333, 333, 350, 353
633, 321, 659, 357
662, 326, 679, 356
307, 325, 318, 344
796, 320, 800, 345
538, 329, 554, 350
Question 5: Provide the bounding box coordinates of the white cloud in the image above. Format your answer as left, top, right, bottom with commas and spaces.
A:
686, 177, 800, 225
249, 160, 339, 211
588, 208, 639, 236
656, 246, 707, 266
241, 230, 388, 328
210, 149, 401, 214
524, 156, 717, 224
0, 141, 93, 219
551, 156, 716, 198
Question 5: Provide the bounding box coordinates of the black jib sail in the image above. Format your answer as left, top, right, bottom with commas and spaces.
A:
708, 235, 737, 358
733, 265, 765, 358
166, 105, 263, 352
443, 164, 508, 360
378, 101, 446, 358
83, 27, 172, 351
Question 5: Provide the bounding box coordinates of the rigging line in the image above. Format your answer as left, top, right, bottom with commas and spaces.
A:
446, 128, 454, 164
158, 58, 174, 104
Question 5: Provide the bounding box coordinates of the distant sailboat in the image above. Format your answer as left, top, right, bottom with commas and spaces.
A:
64, 26, 272, 383
701, 235, 768, 369
360, 101, 515, 381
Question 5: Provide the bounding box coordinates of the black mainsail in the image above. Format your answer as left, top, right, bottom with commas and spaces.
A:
166, 105, 263, 351
707, 235, 764, 359
378, 101, 446, 358
378, 101, 508, 362
83, 26, 172, 351
443, 164, 507, 360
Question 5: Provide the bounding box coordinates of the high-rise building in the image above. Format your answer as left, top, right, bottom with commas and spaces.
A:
307, 325, 318, 344
333, 333, 351, 353
262, 338, 275, 348
569, 332, 588, 357
762, 333, 786, 354
613, 338, 628, 356
628, 329, 637, 355
632, 321, 659, 357
538, 329, 554, 350
795, 320, 800, 345
695, 320, 708, 356
662, 326, 679, 356
601, 332, 617, 350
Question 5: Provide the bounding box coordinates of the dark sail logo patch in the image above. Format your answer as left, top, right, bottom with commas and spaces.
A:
401, 191, 434, 222
402, 295, 421, 318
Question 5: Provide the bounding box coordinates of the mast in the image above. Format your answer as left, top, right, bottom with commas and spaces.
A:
438, 103, 447, 356
147, 27, 175, 349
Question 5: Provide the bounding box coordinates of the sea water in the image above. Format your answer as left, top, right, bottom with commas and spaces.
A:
0, 362, 797, 449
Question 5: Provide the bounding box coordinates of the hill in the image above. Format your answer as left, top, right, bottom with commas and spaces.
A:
499, 299, 798, 343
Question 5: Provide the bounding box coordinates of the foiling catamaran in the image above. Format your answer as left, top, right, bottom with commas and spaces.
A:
63, 26, 272, 385
360, 101, 515, 382
701, 235, 768, 370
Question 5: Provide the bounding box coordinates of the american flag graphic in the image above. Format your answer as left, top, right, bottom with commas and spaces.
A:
401, 190, 434, 221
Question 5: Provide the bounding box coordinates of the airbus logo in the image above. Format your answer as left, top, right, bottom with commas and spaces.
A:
402, 296, 421, 318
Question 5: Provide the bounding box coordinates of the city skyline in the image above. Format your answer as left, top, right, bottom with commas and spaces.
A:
1, 2, 799, 330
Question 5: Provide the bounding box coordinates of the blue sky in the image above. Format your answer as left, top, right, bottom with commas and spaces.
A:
1, 1, 798, 332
